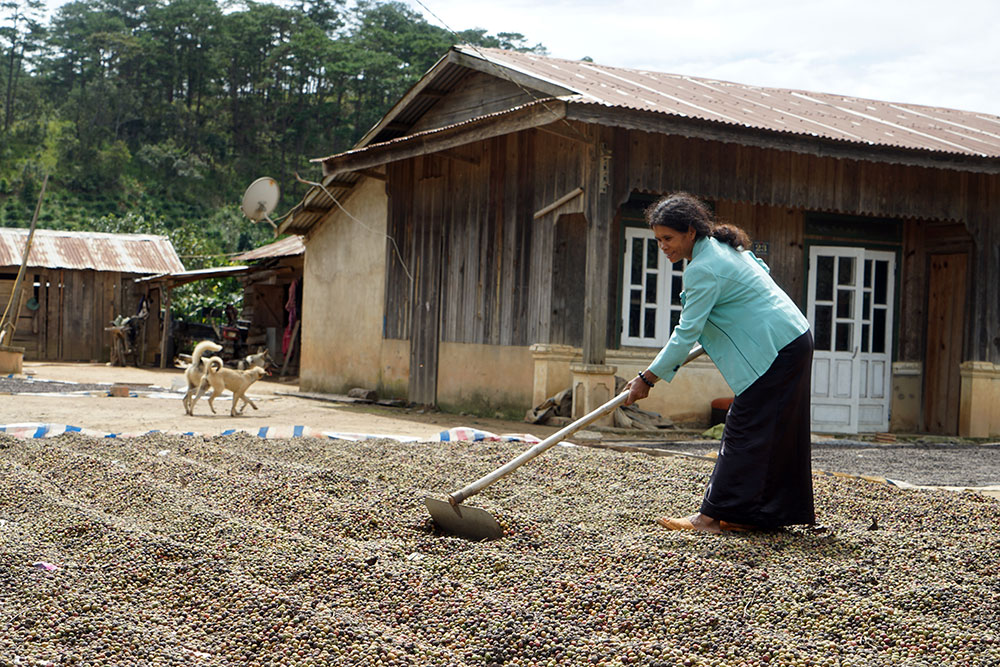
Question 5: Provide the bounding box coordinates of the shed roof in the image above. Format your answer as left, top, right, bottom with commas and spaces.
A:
0, 228, 185, 274
134, 265, 250, 288
232, 235, 304, 262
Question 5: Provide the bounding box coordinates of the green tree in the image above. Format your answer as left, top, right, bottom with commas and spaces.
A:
1, 0, 46, 133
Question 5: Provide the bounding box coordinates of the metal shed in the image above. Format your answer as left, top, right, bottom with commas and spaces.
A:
0, 228, 184, 363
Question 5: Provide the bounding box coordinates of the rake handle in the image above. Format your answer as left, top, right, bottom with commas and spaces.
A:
447, 344, 706, 506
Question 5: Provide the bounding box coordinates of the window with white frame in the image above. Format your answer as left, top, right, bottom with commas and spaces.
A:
621, 226, 686, 347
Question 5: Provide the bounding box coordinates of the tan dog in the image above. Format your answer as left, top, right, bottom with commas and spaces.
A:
183, 340, 223, 415
198, 357, 268, 416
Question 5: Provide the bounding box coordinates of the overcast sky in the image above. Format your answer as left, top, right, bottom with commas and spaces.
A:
403, 0, 1000, 117
38, 0, 1000, 117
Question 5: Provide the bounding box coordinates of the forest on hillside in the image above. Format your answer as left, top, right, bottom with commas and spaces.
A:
0, 0, 544, 314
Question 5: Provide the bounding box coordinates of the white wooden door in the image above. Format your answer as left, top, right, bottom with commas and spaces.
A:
807, 247, 894, 433
808, 247, 864, 433
857, 251, 895, 432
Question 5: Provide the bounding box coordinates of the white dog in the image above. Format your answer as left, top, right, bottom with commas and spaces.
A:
196, 358, 268, 417
182, 340, 223, 415
238, 346, 274, 371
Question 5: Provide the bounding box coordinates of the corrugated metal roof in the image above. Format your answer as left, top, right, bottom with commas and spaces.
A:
457, 46, 1000, 158
232, 235, 304, 262
0, 228, 185, 274
281, 45, 1000, 236
134, 265, 249, 287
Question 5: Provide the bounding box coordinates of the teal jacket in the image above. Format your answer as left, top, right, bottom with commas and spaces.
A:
647, 236, 810, 395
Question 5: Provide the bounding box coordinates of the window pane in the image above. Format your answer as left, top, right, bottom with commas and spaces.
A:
862, 292, 871, 320
671, 275, 683, 303
874, 261, 888, 305
816, 256, 834, 301
836, 289, 854, 319
838, 256, 855, 286
861, 324, 870, 353
629, 291, 641, 337
835, 322, 853, 352
670, 309, 680, 333
644, 307, 656, 338
645, 278, 656, 304
873, 308, 886, 353
630, 239, 642, 284
864, 259, 872, 288
815, 305, 832, 351
646, 239, 658, 269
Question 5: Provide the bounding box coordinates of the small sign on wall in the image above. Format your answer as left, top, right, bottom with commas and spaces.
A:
752, 241, 770, 256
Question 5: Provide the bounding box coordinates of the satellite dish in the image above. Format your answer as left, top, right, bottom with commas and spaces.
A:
241, 177, 280, 229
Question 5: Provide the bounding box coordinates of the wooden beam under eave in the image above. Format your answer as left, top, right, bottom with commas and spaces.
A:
359, 168, 387, 181
320, 101, 568, 175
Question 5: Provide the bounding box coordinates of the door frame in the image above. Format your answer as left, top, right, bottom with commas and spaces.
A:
805, 242, 901, 433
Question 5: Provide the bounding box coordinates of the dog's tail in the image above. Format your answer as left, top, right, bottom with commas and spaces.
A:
206, 356, 225, 374
191, 340, 223, 369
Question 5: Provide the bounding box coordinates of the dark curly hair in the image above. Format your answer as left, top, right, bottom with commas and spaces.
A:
645, 193, 750, 250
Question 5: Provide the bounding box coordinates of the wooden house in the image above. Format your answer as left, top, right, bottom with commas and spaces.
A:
0, 228, 184, 363
233, 235, 304, 375
279, 47, 1000, 437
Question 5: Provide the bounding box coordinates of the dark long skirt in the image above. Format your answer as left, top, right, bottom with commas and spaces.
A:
700, 331, 815, 528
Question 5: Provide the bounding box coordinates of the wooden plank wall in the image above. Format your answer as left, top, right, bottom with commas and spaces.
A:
2, 269, 152, 362
387, 128, 578, 349
550, 214, 586, 348
382, 120, 998, 365
528, 128, 586, 345
0, 277, 34, 355
408, 156, 446, 404
713, 201, 804, 308
384, 160, 415, 340
625, 132, 977, 224
410, 72, 538, 135
896, 220, 975, 363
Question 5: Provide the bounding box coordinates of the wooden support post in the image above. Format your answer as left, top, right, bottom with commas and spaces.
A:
159, 284, 171, 369
280, 320, 301, 377
581, 134, 614, 366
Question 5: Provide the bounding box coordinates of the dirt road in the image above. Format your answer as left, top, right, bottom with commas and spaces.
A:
1, 361, 558, 441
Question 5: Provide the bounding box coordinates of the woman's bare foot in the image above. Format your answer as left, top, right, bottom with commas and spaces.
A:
655, 513, 721, 533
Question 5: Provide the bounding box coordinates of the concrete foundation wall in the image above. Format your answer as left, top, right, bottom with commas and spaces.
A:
959, 361, 1000, 438
436, 342, 534, 419
299, 177, 389, 395
890, 362, 922, 433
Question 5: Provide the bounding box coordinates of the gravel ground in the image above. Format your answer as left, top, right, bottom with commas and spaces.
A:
620, 440, 1000, 489
0, 377, 121, 394
4, 372, 999, 490
1, 431, 999, 667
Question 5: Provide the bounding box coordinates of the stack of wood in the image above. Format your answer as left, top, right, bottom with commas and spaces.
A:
525, 378, 674, 431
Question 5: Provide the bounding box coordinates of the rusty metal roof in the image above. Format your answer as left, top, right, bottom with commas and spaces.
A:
282, 46, 1000, 235
0, 228, 185, 274
134, 265, 249, 287
232, 235, 304, 262
456, 47, 1000, 159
